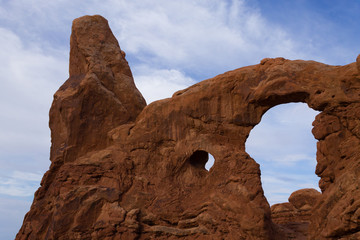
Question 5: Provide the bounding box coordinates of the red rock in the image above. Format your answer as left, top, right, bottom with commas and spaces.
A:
16, 15, 360, 240
49, 15, 146, 162
271, 188, 322, 239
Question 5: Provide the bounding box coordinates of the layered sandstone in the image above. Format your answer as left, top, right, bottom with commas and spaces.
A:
16, 15, 360, 240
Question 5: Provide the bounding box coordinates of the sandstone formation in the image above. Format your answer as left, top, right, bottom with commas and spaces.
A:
271, 188, 322, 239
17, 15, 360, 240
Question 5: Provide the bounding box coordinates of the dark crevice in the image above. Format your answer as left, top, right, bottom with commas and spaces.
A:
189, 151, 208, 168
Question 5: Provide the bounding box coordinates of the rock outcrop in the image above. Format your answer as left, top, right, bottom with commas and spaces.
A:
271, 188, 322, 239
16, 15, 360, 240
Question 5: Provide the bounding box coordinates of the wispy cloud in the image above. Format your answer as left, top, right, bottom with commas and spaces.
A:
0, 171, 42, 197
261, 173, 320, 205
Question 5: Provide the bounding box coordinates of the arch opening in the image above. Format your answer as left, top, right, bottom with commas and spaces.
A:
188, 150, 215, 171
245, 103, 321, 205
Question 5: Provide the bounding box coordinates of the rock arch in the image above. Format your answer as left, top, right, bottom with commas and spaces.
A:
17, 15, 360, 240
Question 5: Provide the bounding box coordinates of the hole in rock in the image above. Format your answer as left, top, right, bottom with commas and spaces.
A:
245, 103, 321, 205
189, 150, 215, 171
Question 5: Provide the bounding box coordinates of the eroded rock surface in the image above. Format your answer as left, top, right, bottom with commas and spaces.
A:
16, 15, 360, 240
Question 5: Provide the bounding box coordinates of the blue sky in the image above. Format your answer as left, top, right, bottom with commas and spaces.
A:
1, 0, 360, 239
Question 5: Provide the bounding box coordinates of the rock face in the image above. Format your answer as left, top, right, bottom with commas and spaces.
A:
16, 15, 360, 240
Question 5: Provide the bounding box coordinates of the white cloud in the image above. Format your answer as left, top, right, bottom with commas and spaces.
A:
0, 171, 42, 197
103, 0, 300, 77
0, 28, 67, 100
134, 66, 195, 103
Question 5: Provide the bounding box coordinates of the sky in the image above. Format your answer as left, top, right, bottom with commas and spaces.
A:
0, 0, 359, 239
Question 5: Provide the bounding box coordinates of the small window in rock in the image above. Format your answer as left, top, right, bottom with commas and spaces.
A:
189, 150, 215, 171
